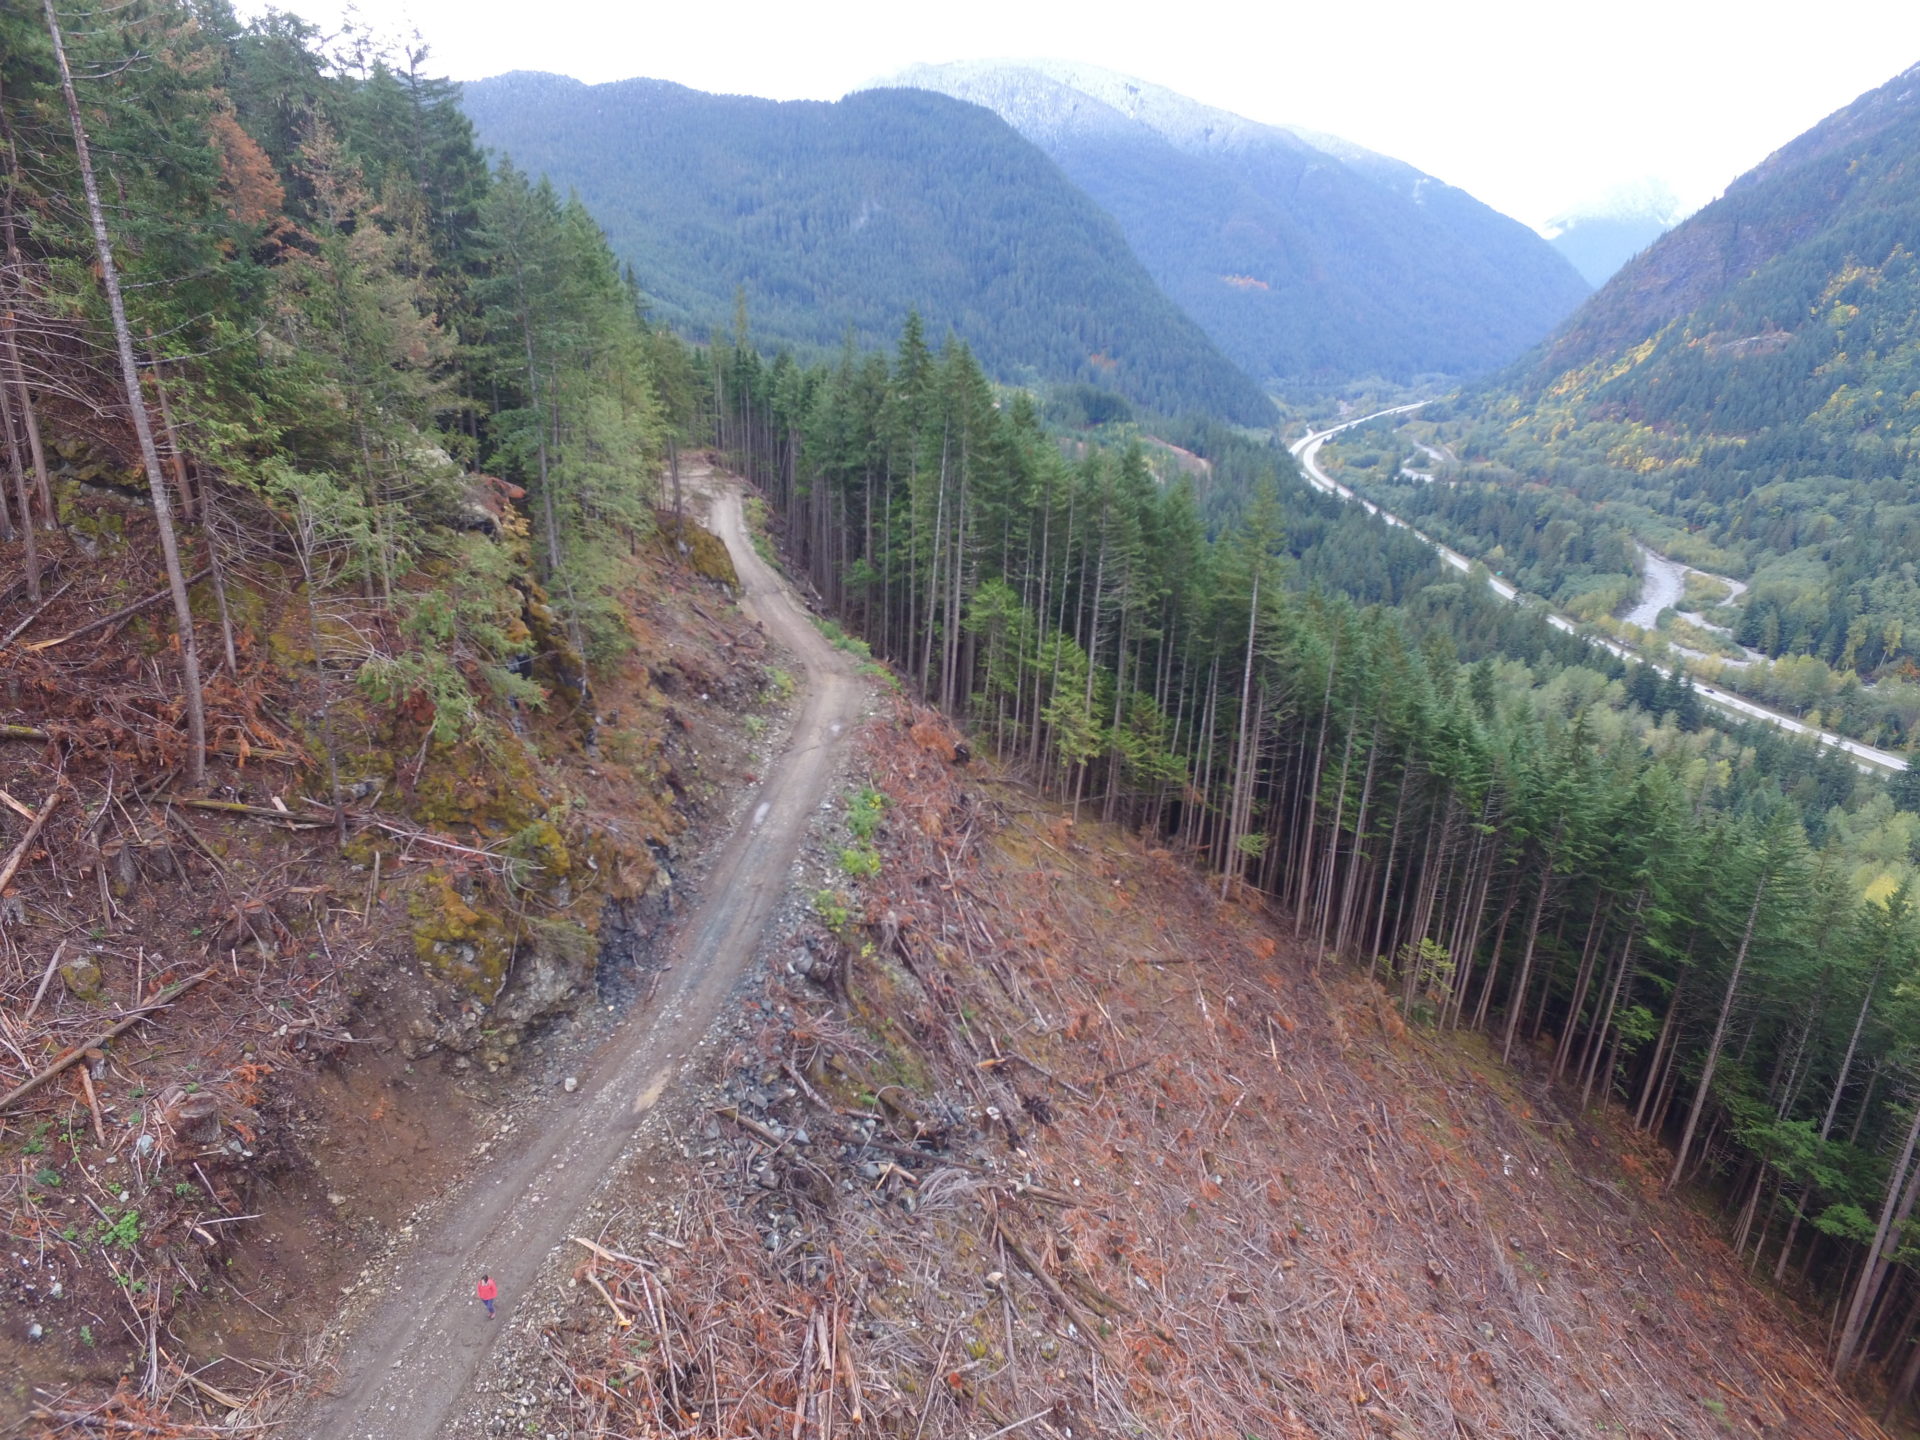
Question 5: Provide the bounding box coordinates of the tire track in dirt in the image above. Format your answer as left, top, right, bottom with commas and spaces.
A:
304, 468, 865, 1439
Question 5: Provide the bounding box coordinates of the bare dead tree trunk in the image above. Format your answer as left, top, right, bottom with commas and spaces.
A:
1836, 1094, 1920, 1377
45, 0, 206, 785
0, 71, 51, 525
669, 433, 682, 528
144, 334, 195, 524
1220, 569, 1262, 900
0, 361, 37, 596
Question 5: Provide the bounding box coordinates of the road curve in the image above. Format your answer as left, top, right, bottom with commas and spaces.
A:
1289, 410, 1908, 774
303, 467, 866, 1439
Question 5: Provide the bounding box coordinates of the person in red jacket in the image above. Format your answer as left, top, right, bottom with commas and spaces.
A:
477, 1274, 497, 1319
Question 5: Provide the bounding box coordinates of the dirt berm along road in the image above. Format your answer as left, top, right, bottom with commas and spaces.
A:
304, 470, 865, 1439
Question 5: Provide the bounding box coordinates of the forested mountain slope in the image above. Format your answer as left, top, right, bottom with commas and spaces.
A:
458, 72, 1275, 424
1451, 61, 1920, 681
881, 59, 1591, 384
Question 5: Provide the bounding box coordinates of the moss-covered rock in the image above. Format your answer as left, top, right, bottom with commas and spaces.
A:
504, 813, 579, 907
654, 510, 738, 587
60, 954, 104, 1003
51, 435, 142, 494
409, 730, 547, 836
409, 875, 514, 999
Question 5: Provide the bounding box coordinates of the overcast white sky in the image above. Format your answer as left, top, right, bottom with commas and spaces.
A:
276, 0, 1920, 232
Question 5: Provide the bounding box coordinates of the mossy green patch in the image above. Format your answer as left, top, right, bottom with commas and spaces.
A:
505, 815, 573, 900
409, 729, 547, 836
267, 585, 318, 667
409, 874, 515, 999
654, 510, 738, 587
518, 579, 590, 716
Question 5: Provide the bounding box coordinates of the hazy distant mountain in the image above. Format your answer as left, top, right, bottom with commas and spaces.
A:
459, 72, 1274, 424
878, 60, 1591, 386
1543, 179, 1687, 286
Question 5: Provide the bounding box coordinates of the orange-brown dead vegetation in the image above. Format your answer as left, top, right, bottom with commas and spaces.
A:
546, 703, 1887, 1440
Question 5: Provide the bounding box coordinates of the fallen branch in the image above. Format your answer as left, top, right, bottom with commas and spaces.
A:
977, 1410, 1055, 1440
978, 1051, 1092, 1101
714, 1105, 787, 1147
158, 795, 326, 830
0, 725, 297, 766
78, 1062, 106, 1146
994, 1217, 1079, 1317
298, 799, 512, 861
180, 1370, 249, 1412
0, 968, 211, 1113
582, 1267, 633, 1329
22, 941, 65, 1023
836, 1307, 865, 1424
32, 1415, 224, 1437
32, 1413, 229, 1436
22, 567, 213, 652
571, 1234, 655, 1269
0, 575, 77, 649
836, 1130, 990, 1174
0, 783, 65, 896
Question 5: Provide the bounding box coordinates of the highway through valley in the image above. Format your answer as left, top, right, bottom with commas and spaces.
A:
1288, 408, 1908, 774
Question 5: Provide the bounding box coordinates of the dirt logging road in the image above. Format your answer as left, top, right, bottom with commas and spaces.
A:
303, 469, 865, 1440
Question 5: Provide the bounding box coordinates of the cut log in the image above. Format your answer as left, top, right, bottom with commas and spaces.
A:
0, 784, 63, 895
22, 566, 212, 652
0, 968, 210, 1113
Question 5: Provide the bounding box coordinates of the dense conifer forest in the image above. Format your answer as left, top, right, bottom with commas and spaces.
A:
0, 0, 714, 750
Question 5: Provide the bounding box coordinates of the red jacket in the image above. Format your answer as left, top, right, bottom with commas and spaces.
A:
477, 1279, 497, 1301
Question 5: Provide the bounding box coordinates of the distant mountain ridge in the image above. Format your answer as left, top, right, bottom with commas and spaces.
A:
1544, 179, 1686, 286
458, 72, 1275, 424
877, 59, 1591, 386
